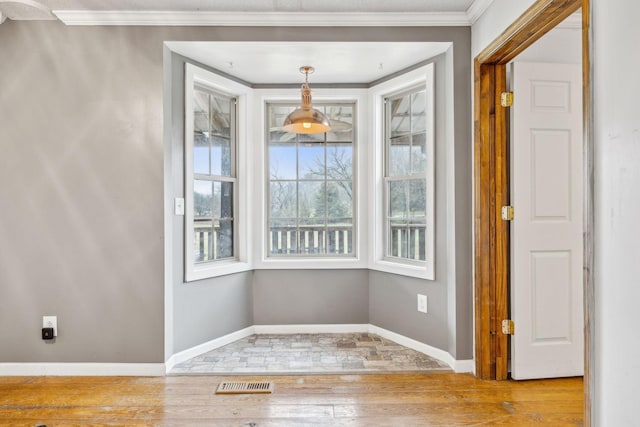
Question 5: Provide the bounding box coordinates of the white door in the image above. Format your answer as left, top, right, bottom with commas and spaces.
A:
510, 62, 584, 380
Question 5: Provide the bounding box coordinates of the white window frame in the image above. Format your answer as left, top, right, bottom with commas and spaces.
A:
184, 63, 252, 281
252, 88, 369, 270
369, 64, 435, 280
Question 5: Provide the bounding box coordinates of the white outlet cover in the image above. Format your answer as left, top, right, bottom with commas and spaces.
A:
417, 294, 428, 313
43, 315, 57, 336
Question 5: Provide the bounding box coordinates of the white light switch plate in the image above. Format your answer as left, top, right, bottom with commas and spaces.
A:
174, 197, 185, 216
43, 316, 57, 336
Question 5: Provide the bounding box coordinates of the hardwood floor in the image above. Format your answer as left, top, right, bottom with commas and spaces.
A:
0, 373, 583, 426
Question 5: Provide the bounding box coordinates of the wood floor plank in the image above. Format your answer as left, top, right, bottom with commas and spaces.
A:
0, 373, 583, 426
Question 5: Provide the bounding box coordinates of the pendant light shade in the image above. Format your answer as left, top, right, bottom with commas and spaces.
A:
283, 66, 331, 134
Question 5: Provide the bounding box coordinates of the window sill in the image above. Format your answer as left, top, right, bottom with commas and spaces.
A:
185, 260, 252, 282
370, 259, 434, 280
254, 256, 368, 271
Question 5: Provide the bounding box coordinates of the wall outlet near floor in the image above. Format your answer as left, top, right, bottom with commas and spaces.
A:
417, 294, 428, 313
43, 316, 57, 337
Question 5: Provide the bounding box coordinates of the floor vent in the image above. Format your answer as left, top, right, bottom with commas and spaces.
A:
216, 381, 274, 394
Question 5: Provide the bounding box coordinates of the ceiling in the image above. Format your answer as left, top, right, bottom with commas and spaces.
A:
0, 0, 490, 22
167, 42, 451, 85
0, 0, 484, 85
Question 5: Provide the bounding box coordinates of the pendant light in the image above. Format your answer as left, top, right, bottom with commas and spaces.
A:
282, 66, 331, 134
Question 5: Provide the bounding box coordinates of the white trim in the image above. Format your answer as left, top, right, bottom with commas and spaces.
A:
368, 63, 436, 280
165, 326, 254, 373
253, 324, 370, 335
466, 0, 496, 25
251, 88, 370, 271
368, 325, 472, 373
0, 363, 165, 376
53, 11, 472, 26
183, 63, 253, 282
452, 359, 475, 374
0, 11, 6, 24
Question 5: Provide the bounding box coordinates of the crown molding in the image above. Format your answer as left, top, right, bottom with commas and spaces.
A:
52, 10, 473, 26
466, 0, 495, 25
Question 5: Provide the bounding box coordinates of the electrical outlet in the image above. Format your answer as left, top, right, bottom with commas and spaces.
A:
43, 316, 57, 337
417, 294, 428, 314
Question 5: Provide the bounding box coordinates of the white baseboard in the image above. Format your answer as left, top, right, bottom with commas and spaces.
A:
165, 326, 255, 373
452, 359, 475, 374
0, 363, 165, 376
1, 324, 473, 376
253, 324, 370, 334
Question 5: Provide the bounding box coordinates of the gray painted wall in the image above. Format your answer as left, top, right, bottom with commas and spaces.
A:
253, 270, 369, 325
0, 21, 471, 363
0, 22, 165, 363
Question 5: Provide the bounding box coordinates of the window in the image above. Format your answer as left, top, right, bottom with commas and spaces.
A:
184, 64, 250, 281
266, 102, 356, 257
192, 86, 237, 263
376, 64, 434, 279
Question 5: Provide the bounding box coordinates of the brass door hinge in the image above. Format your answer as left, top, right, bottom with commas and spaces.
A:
501, 205, 514, 221
502, 319, 515, 335
501, 92, 514, 107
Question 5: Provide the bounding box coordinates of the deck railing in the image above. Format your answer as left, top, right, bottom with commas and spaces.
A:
193, 221, 425, 261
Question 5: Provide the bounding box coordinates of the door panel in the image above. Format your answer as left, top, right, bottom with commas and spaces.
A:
510, 61, 583, 380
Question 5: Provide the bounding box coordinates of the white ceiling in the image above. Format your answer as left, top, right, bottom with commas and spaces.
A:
167, 42, 451, 85
1, 0, 476, 18
0, 0, 490, 22
0, 0, 479, 84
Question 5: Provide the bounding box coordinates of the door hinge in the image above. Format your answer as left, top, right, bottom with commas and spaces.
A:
501, 205, 514, 221
500, 91, 514, 107
502, 319, 515, 335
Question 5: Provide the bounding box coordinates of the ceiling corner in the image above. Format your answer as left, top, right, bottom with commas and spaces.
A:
466, 0, 496, 25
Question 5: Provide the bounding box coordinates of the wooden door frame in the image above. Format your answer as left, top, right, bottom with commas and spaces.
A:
473, 0, 592, 422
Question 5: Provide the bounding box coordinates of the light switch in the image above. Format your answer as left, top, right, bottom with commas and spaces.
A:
174, 198, 185, 216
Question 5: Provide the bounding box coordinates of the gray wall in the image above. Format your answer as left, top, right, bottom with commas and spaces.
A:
0, 22, 165, 363
253, 270, 369, 325
368, 48, 473, 359
0, 21, 471, 364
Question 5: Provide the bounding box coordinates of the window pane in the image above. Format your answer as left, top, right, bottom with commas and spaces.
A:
389, 135, 411, 176
194, 91, 209, 134
327, 219, 353, 255
298, 181, 323, 219
388, 219, 408, 258
390, 94, 410, 137
194, 180, 212, 219
194, 134, 209, 175
409, 179, 426, 218
389, 180, 407, 218
411, 133, 427, 174
270, 181, 297, 218
299, 145, 324, 179
407, 219, 426, 261
326, 145, 353, 180
411, 90, 427, 133
193, 224, 213, 262
266, 102, 356, 257
326, 105, 353, 141
298, 132, 325, 144
269, 144, 297, 180
326, 181, 352, 219
210, 95, 231, 138
299, 219, 326, 254
269, 219, 297, 255
215, 219, 234, 259
193, 90, 210, 175
211, 136, 231, 177
269, 105, 296, 143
